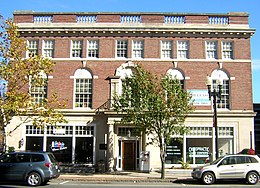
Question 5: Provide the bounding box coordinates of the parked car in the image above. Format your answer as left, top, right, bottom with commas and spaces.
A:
0, 151, 60, 186
191, 154, 260, 185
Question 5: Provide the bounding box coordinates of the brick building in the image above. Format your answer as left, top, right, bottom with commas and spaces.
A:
8, 11, 255, 171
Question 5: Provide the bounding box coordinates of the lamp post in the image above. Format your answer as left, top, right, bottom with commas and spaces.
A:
206, 75, 222, 160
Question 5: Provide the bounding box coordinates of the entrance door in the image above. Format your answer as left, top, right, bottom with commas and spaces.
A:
123, 141, 136, 170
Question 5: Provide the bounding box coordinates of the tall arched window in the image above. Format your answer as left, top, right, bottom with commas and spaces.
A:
166, 68, 185, 89
74, 69, 93, 109
211, 69, 230, 109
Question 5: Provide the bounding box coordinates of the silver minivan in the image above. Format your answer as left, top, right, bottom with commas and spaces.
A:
191, 154, 260, 185
0, 151, 60, 186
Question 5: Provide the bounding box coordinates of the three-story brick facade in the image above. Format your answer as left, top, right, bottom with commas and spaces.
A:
7, 11, 255, 171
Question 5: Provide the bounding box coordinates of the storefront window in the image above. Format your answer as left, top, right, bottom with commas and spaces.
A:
75, 137, 93, 163
26, 137, 43, 151
165, 139, 183, 164
47, 137, 72, 163
186, 138, 212, 164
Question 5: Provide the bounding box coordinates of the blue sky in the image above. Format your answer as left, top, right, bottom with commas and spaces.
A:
1, 0, 260, 102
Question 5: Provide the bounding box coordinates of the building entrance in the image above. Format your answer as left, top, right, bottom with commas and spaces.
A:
123, 141, 136, 170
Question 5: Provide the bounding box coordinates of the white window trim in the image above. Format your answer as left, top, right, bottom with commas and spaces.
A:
73, 69, 93, 110
161, 40, 172, 59
26, 40, 38, 58
177, 41, 189, 59
42, 40, 54, 58
87, 40, 99, 58
116, 40, 128, 59
206, 41, 218, 59
71, 40, 83, 59
221, 41, 233, 60
132, 40, 144, 59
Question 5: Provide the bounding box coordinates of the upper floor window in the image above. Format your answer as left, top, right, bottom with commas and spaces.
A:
71, 40, 83, 58
211, 69, 230, 109
132, 40, 144, 59
29, 72, 47, 104
161, 41, 172, 59
43, 40, 54, 58
74, 69, 92, 109
87, 40, 99, 58
116, 40, 128, 58
222, 41, 233, 60
27, 40, 38, 57
177, 41, 189, 59
206, 41, 218, 59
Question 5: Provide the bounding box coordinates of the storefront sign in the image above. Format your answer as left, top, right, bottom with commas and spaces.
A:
188, 147, 209, 157
51, 141, 67, 151
188, 90, 210, 106
53, 128, 66, 135
166, 145, 181, 156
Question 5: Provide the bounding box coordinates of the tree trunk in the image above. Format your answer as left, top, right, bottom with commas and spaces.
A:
160, 146, 166, 179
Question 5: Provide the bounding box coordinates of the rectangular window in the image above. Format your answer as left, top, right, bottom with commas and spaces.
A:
30, 79, 47, 104
71, 40, 83, 58
87, 40, 99, 58
116, 40, 128, 58
27, 40, 38, 57
222, 41, 233, 59
206, 41, 218, 59
43, 40, 54, 58
177, 41, 189, 59
75, 79, 92, 108
161, 41, 172, 59
132, 40, 144, 58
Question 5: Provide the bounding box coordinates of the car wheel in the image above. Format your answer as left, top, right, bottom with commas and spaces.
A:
202, 172, 215, 185
247, 171, 259, 185
27, 172, 42, 186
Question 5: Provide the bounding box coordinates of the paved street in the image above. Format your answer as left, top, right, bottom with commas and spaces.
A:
1, 179, 260, 188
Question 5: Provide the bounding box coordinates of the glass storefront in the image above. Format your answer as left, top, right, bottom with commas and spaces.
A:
46, 137, 72, 163
26, 136, 43, 151
25, 124, 95, 164
166, 139, 183, 164
186, 138, 211, 164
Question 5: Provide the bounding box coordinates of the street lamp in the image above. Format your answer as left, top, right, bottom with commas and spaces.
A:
206, 75, 222, 160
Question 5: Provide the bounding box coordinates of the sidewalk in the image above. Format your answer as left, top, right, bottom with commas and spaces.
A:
57, 169, 192, 183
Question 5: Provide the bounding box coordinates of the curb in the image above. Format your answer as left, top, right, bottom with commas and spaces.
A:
57, 173, 191, 183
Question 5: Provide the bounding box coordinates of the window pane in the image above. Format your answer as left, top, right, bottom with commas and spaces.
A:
88, 40, 99, 58
72, 40, 82, 57
117, 40, 128, 58
132, 40, 144, 58
74, 78, 92, 108
161, 41, 172, 59
206, 41, 217, 59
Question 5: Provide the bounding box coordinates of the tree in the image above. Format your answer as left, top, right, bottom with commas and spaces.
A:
0, 16, 67, 153
113, 65, 193, 179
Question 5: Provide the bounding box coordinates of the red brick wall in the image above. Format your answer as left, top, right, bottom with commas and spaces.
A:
53, 14, 76, 23
14, 12, 253, 111
141, 15, 164, 23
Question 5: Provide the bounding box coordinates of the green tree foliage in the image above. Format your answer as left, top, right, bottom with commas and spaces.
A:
113, 65, 193, 179
0, 16, 67, 153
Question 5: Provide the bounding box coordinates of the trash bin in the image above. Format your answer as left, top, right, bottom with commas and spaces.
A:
97, 160, 105, 173
140, 151, 150, 173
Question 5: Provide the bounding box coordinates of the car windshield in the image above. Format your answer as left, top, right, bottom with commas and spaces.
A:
210, 156, 224, 165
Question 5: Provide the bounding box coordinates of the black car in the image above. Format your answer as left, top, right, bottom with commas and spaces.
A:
0, 151, 60, 186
